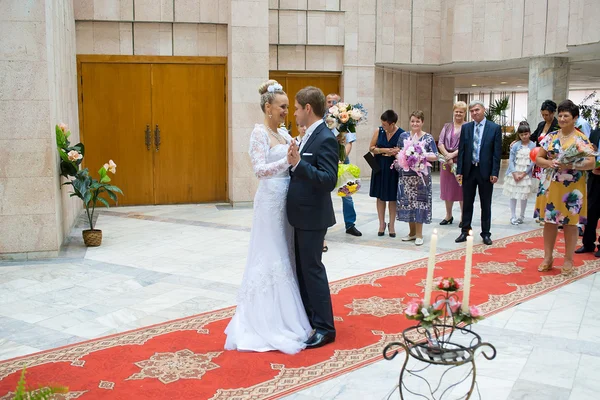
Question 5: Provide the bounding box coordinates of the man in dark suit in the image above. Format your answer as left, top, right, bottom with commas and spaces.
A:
455, 100, 502, 245
575, 127, 600, 257
287, 86, 339, 349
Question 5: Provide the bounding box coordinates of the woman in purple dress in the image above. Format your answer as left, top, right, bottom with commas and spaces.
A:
437, 101, 466, 226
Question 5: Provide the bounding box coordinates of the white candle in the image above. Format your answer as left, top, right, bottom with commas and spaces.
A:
462, 231, 474, 313
423, 229, 438, 307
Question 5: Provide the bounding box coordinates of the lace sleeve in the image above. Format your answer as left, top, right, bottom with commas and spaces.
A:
249, 125, 290, 178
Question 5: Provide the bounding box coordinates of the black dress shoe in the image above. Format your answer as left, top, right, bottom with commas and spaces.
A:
455, 233, 468, 243
578, 226, 584, 237
595, 249, 600, 257
459, 221, 463, 228
575, 246, 595, 254
482, 236, 493, 245
440, 217, 454, 225
346, 226, 362, 236
305, 332, 336, 349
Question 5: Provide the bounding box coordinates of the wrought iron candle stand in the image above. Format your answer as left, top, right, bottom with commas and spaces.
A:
383, 290, 497, 399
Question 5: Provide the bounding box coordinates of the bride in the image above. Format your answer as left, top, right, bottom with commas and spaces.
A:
224, 80, 312, 354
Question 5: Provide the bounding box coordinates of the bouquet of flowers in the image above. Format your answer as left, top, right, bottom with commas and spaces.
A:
540, 136, 597, 192
404, 299, 442, 329
325, 102, 368, 162
335, 164, 361, 197
435, 277, 462, 292
392, 139, 432, 183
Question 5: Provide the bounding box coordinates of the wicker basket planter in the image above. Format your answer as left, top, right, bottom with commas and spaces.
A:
82, 229, 102, 247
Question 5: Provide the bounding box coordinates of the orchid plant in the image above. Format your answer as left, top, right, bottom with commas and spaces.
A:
56, 124, 123, 231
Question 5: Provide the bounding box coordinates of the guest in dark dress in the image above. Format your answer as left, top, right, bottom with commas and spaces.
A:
531, 100, 559, 145
369, 110, 404, 237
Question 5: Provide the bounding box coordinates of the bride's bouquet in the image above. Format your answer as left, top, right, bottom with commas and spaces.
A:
325, 103, 368, 162
392, 139, 432, 183
336, 164, 361, 197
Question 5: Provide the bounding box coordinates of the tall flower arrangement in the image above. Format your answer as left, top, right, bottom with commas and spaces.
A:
325, 102, 367, 162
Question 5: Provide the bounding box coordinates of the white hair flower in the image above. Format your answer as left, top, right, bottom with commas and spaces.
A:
267, 83, 283, 93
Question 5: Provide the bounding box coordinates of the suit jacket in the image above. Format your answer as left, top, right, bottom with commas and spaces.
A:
456, 119, 502, 179
287, 122, 338, 230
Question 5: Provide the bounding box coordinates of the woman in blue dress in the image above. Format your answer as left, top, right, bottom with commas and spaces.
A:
369, 110, 405, 237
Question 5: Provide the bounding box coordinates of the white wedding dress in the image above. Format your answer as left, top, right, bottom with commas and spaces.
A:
224, 124, 312, 354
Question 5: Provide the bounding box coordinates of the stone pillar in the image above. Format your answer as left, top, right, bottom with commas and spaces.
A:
0, 0, 80, 259
342, 0, 376, 178
527, 57, 569, 126
227, 0, 269, 203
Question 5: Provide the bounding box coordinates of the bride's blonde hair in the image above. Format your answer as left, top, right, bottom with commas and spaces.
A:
258, 79, 286, 112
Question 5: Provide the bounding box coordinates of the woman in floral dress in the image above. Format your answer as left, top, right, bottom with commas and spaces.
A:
534, 100, 596, 275
396, 110, 439, 246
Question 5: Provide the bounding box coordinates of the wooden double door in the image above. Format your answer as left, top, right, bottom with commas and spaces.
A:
78, 57, 227, 206
269, 72, 340, 138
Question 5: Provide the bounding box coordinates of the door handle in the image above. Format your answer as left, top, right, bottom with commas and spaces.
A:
154, 124, 161, 151
145, 124, 151, 150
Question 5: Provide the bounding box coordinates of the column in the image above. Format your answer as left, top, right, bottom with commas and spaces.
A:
0, 0, 80, 258
227, 0, 270, 203
527, 57, 569, 126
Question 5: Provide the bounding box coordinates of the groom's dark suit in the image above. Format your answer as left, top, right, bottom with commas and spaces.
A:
287, 121, 338, 337
456, 118, 502, 238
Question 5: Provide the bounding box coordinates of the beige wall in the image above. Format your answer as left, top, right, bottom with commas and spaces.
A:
377, 0, 600, 65
0, 0, 80, 258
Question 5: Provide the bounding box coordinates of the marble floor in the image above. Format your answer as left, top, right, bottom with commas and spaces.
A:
1, 170, 599, 400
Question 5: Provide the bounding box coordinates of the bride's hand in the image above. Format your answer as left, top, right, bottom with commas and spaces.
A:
288, 141, 300, 165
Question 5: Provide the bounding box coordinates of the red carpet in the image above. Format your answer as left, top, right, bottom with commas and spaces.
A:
1, 229, 599, 399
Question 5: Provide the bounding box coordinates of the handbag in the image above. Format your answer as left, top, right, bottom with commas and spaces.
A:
363, 152, 381, 174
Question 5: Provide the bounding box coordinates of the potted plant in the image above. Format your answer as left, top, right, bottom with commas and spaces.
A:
55, 124, 123, 246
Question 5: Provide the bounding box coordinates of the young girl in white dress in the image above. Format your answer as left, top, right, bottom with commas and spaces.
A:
224, 80, 312, 354
503, 122, 537, 225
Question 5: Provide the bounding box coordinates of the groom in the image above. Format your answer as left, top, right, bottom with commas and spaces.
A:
287, 86, 338, 349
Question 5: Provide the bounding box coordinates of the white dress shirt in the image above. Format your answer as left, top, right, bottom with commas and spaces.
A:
293, 119, 324, 171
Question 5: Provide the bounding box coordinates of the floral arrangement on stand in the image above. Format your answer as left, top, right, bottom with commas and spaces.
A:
56, 123, 123, 246
325, 102, 367, 162
336, 164, 361, 197
392, 139, 432, 183
404, 276, 484, 331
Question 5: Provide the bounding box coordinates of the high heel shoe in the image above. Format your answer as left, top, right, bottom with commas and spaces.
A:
378, 223, 386, 236
537, 258, 554, 272
440, 217, 454, 225
388, 223, 396, 238
561, 260, 574, 275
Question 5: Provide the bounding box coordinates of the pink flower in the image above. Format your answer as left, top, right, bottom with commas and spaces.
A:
103, 159, 117, 174
405, 301, 420, 316
58, 123, 68, 132
469, 306, 482, 317
441, 279, 451, 289
449, 299, 461, 313
339, 112, 350, 123
67, 150, 82, 161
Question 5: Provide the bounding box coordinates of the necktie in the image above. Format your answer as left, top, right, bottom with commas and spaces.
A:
472, 123, 481, 163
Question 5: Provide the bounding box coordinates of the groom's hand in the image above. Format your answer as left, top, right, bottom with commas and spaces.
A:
288, 141, 300, 166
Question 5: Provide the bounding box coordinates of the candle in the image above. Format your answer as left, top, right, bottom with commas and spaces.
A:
423, 229, 438, 307
461, 230, 474, 313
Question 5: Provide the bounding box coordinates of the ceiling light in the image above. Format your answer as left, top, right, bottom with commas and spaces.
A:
500, 82, 507, 84
471, 84, 477, 87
